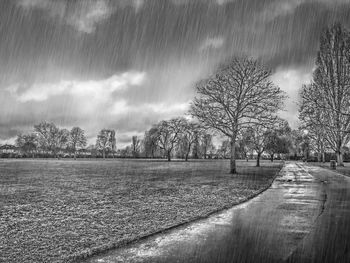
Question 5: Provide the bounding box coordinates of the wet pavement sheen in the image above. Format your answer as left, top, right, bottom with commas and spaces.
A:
81, 162, 350, 263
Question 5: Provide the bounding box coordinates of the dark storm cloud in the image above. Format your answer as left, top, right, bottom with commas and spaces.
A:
1, 0, 350, 145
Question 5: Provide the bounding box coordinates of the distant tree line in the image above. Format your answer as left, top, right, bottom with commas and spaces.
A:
15, 122, 88, 159
8, 114, 295, 163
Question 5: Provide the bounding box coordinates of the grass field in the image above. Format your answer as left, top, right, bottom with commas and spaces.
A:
0, 159, 283, 263
309, 162, 350, 177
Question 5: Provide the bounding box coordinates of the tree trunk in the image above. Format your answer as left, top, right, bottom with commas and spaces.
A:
167, 150, 171, 161
230, 139, 236, 174
74, 151, 77, 160
337, 151, 344, 166
317, 152, 322, 163
185, 145, 191, 161
103, 149, 105, 159
322, 151, 325, 163
256, 153, 261, 167
270, 153, 274, 162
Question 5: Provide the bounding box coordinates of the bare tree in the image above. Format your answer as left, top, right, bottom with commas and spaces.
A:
299, 23, 350, 166
265, 119, 291, 162
131, 135, 141, 158
56, 129, 70, 158
156, 118, 184, 161
16, 133, 38, 158
243, 125, 269, 167
237, 137, 251, 161
109, 130, 117, 158
143, 127, 159, 158
219, 139, 230, 159
191, 132, 201, 159
34, 121, 61, 157
190, 57, 286, 173
96, 129, 115, 159
181, 120, 202, 161
33, 122, 70, 158
201, 133, 213, 159
69, 127, 87, 159
34, 121, 55, 155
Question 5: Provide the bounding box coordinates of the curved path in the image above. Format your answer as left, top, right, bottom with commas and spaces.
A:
80, 162, 350, 263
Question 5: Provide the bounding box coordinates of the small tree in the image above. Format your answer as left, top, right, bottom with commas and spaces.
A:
69, 127, 87, 159
96, 129, 115, 159
181, 121, 202, 161
16, 133, 38, 158
244, 125, 270, 167
156, 118, 184, 161
192, 132, 201, 159
201, 133, 213, 159
34, 121, 62, 157
56, 129, 70, 158
237, 137, 251, 161
219, 140, 230, 159
109, 130, 117, 158
265, 119, 292, 161
143, 127, 159, 158
131, 136, 141, 158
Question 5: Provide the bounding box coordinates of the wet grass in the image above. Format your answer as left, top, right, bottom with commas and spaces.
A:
0, 159, 283, 263
308, 162, 350, 177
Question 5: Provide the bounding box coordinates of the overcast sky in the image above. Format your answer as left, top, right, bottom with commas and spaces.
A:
0, 0, 350, 146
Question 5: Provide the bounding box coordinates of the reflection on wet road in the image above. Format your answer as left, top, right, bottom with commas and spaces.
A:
82, 162, 350, 263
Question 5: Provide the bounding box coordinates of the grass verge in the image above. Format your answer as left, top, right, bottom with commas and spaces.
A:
308, 162, 350, 177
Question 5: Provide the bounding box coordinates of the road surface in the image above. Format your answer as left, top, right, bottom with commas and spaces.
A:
80, 162, 350, 263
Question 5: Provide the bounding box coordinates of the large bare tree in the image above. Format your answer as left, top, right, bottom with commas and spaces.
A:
190, 58, 285, 173
299, 23, 350, 166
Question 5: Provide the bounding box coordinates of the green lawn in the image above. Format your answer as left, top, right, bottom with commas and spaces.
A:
0, 159, 283, 263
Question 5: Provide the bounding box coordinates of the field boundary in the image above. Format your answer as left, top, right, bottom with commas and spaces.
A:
72, 162, 285, 263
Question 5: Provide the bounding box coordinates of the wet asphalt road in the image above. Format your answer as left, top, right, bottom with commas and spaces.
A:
81, 162, 350, 263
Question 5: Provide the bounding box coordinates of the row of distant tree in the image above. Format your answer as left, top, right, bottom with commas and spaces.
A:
13, 116, 291, 164
15, 122, 88, 159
